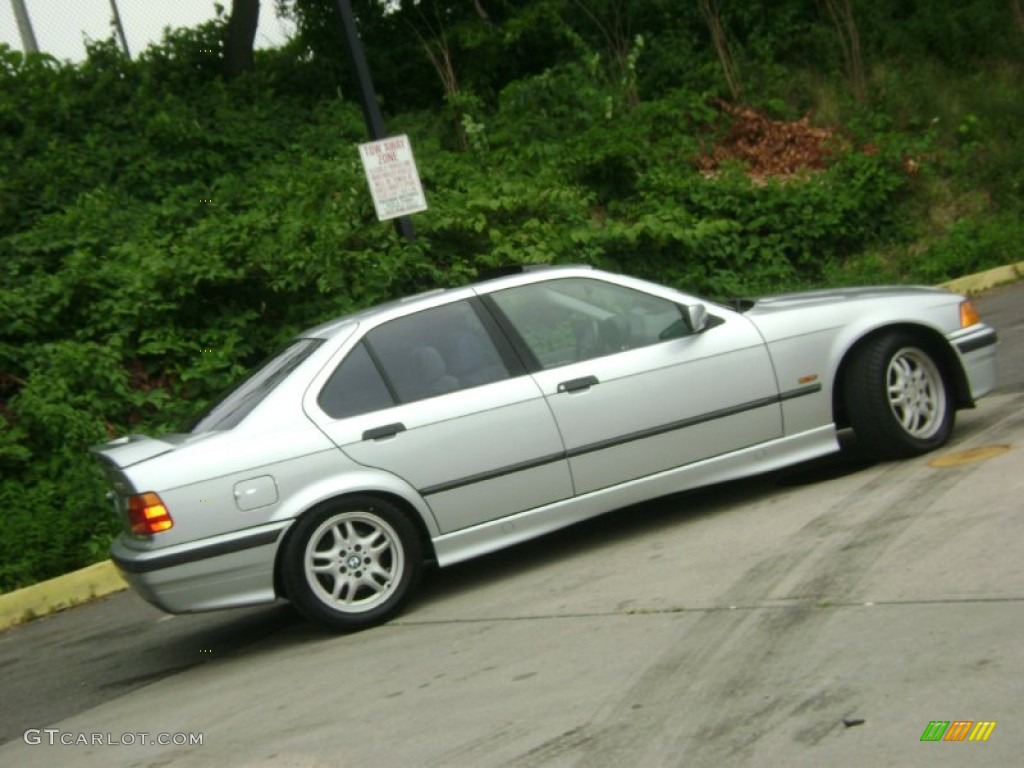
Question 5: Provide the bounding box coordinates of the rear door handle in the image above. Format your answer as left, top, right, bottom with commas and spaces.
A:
557, 375, 599, 393
362, 423, 406, 441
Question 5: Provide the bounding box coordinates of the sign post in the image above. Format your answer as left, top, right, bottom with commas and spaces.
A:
332, 0, 416, 241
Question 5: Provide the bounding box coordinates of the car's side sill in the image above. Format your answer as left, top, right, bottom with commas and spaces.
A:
431, 424, 840, 568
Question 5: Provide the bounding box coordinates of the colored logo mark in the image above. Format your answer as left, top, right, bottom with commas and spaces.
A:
920, 721, 997, 742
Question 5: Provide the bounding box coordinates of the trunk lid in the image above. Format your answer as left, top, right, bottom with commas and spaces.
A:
90, 433, 188, 470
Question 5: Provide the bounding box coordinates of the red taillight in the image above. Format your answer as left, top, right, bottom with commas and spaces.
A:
127, 492, 174, 535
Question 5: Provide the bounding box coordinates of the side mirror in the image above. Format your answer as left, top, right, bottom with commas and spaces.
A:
685, 303, 709, 333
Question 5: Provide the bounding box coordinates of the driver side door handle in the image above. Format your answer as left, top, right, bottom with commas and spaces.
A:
362, 422, 407, 441
557, 375, 599, 393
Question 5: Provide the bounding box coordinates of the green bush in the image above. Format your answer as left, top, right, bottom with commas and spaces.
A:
0, 4, 1021, 593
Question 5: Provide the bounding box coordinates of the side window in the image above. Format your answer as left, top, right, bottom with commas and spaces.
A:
369, 301, 511, 402
490, 278, 689, 369
318, 300, 512, 418
318, 342, 395, 419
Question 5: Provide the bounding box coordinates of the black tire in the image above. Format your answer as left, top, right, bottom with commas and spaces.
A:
843, 333, 954, 460
281, 496, 423, 631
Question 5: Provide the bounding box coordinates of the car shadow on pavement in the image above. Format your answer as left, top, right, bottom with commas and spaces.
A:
414, 441, 879, 611
773, 431, 878, 487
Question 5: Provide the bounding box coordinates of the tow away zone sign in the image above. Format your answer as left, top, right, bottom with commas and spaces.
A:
358, 134, 428, 221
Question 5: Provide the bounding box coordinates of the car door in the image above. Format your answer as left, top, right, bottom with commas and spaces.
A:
484, 277, 783, 496
309, 298, 573, 534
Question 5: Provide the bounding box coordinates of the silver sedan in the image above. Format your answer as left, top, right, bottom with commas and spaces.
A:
93, 266, 998, 630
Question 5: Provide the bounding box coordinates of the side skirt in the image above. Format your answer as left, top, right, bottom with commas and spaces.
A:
431, 425, 840, 567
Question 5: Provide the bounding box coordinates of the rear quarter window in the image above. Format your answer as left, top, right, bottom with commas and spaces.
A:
191, 339, 323, 432
318, 342, 396, 418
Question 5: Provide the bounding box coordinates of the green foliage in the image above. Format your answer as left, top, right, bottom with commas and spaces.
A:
856, 0, 1024, 68
1, 2, 1022, 592
829, 212, 1024, 287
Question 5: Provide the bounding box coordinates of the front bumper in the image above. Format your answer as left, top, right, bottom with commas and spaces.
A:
111, 521, 290, 614
949, 324, 999, 401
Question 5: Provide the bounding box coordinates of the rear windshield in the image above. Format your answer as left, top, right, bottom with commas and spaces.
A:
190, 339, 323, 433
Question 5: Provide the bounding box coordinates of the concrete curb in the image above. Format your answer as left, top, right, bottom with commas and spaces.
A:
0, 561, 126, 632
939, 261, 1024, 295
0, 263, 1019, 634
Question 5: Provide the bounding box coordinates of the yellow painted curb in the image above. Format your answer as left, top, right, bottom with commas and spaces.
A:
939, 261, 1024, 295
0, 560, 127, 632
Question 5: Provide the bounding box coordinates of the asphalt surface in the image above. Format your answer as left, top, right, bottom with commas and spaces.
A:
0, 281, 1020, 766
975, 281, 1024, 392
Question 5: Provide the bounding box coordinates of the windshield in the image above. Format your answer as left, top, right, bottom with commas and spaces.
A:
190, 339, 323, 433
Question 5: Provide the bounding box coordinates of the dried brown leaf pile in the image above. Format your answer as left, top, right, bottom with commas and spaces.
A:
696, 101, 843, 180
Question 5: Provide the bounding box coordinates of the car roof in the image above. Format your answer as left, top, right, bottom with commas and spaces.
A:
301, 264, 595, 340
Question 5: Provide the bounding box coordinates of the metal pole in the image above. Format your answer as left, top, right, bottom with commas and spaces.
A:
109, 0, 131, 58
331, 0, 415, 242
10, 0, 39, 54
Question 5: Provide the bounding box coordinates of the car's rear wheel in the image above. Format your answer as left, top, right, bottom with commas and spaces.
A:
281, 496, 422, 631
844, 333, 954, 459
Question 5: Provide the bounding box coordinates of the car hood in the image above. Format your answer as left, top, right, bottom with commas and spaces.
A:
738, 285, 952, 314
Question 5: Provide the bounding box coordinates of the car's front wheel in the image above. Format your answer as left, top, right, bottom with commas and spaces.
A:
281, 496, 422, 631
844, 333, 954, 460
